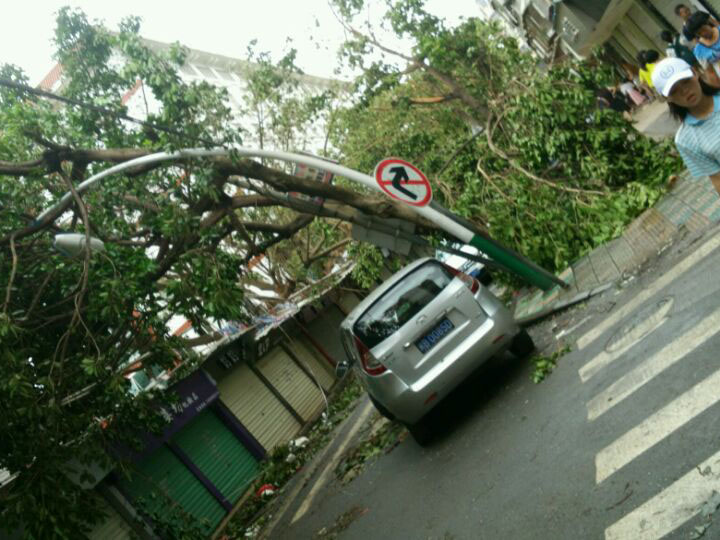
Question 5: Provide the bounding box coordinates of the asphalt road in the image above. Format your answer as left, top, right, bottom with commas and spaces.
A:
270, 225, 720, 540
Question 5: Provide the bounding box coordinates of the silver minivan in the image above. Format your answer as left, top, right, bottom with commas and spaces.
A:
339, 258, 533, 443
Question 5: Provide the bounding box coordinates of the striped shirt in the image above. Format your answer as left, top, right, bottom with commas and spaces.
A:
675, 94, 720, 178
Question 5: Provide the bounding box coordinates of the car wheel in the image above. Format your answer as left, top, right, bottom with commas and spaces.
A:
510, 329, 535, 358
478, 271, 492, 286
406, 419, 433, 446
369, 395, 395, 421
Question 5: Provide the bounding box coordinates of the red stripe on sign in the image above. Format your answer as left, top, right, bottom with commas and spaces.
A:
373, 157, 433, 207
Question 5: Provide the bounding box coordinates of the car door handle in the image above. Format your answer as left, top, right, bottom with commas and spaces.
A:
416, 314, 427, 325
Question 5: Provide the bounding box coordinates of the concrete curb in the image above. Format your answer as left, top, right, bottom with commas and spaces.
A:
516, 283, 615, 326
258, 394, 374, 539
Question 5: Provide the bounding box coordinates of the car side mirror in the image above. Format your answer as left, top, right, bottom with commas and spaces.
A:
335, 359, 351, 378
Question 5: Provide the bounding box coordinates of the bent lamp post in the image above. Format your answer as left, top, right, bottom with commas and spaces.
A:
36, 147, 565, 291
54, 233, 106, 257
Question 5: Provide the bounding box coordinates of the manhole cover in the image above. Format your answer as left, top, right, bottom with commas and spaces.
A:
605, 296, 674, 353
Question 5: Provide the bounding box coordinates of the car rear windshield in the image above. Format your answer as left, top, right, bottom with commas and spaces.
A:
353, 261, 453, 349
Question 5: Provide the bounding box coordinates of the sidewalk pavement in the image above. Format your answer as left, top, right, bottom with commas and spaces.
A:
512, 170, 720, 324
631, 99, 679, 141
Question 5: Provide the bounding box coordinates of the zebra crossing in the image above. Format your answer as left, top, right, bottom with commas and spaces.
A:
575, 234, 720, 540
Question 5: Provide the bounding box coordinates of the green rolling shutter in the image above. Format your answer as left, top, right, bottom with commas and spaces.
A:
88, 497, 132, 540
173, 409, 259, 505
118, 444, 225, 534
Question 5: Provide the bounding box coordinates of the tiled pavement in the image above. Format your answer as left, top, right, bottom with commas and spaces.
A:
513, 172, 720, 324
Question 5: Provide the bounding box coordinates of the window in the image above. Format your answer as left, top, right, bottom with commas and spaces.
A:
180, 64, 197, 76
214, 68, 236, 81
195, 65, 217, 79
353, 262, 453, 349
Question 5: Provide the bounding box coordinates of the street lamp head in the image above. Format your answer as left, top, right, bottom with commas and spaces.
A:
53, 233, 105, 257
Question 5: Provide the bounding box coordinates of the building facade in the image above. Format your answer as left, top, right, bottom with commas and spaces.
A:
85, 287, 360, 539
483, 0, 720, 65
39, 37, 344, 154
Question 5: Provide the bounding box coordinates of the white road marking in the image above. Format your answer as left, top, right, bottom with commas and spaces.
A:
596, 366, 720, 483
290, 400, 375, 524
576, 235, 720, 351
578, 299, 672, 383
604, 449, 720, 540
555, 316, 592, 340
586, 310, 720, 421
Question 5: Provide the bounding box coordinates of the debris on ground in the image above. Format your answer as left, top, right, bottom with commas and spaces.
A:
335, 412, 408, 484
690, 490, 720, 539
314, 506, 369, 539
605, 483, 633, 511
530, 344, 570, 384
256, 484, 276, 498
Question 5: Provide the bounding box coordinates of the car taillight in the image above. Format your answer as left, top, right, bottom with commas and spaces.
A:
353, 336, 387, 376
442, 263, 479, 294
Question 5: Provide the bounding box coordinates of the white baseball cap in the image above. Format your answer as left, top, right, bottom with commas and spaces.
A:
651, 57, 694, 97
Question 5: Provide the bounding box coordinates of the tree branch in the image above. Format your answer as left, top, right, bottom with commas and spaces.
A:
339, 21, 489, 117
407, 95, 457, 105
230, 194, 278, 209
122, 195, 161, 213
0, 148, 152, 177
55, 167, 95, 366
484, 114, 604, 197
305, 237, 352, 266
235, 218, 315, 235
0, 158, 46, 175
214, 156, 435, 229
241, 214, 314, 264
22, 269, 56, 322
476, 160, 538, 220
2, 234, 18, 315
1, 147, 441, 251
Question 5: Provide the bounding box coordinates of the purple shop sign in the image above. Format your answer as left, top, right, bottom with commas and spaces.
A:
115, 369, 219, 461
156, 369, 220, 436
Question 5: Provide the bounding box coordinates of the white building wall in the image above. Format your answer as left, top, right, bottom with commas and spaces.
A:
117, 39, 344, 154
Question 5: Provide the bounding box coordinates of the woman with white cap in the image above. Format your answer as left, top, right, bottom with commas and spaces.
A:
652, 56, 720, 194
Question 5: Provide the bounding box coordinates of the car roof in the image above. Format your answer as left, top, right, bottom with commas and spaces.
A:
341, 257, 437, 329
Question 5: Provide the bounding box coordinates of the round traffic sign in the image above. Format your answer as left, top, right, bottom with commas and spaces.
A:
374, 158, 433, 207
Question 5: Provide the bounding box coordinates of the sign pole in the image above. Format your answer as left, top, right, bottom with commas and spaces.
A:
428, 201, 567, 290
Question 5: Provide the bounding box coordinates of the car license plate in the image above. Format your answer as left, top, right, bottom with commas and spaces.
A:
416, 318, 454, 354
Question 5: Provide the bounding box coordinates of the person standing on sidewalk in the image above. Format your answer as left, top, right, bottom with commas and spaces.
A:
675, 4, 697, 47
595, 87, 633, 120
638, 50, 662, 99
675, 3, 692, 22
618, 79, 647, 108
652, 57, 720, 194
661, 29, 698, 67
684, 11, 720, 85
